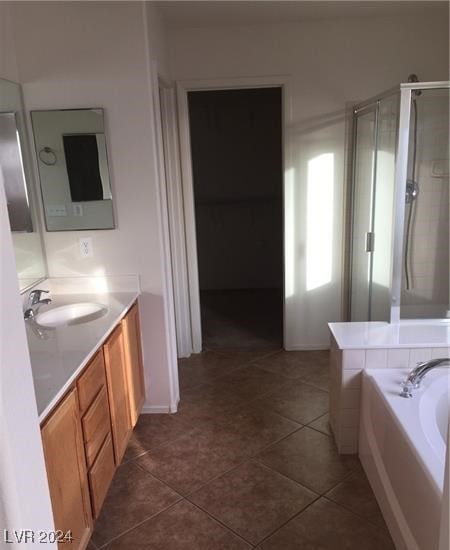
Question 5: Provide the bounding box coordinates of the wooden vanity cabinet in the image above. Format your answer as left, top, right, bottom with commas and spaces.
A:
103, 324, 132, 464
41, 389, 92, 550
41, 300, 144, 539
77, 349, 116, 520
121, 302, 145, 427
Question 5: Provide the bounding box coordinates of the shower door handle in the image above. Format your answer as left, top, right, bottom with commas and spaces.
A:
365, 232, 375, 253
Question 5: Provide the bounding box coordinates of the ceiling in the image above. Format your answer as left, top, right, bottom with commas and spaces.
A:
155, 1, 448, 29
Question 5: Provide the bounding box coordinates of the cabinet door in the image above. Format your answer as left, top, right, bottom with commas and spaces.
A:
122, 302, 145, 427
41, 389, 92, 550
88, 433, 116, 518
103, 325, 132, 464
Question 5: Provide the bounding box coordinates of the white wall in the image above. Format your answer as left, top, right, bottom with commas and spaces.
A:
168, 12, 449, 349
0, 3, 18, 83
10, 1, 177, 410
0, 3, 55, 543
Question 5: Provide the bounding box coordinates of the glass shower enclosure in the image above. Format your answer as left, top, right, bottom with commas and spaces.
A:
348, 80, 450, 322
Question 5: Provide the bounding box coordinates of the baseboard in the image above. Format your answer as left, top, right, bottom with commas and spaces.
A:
170, 397, 179, 413
141, 405, 171, 414
284, 345, 330, 351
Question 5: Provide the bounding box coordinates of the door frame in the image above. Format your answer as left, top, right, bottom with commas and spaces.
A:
176, 75, 292, 355
159, 84, 193, 358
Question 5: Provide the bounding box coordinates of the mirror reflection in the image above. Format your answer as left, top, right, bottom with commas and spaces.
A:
0, 78, 47, 291
31, 108, 115, 231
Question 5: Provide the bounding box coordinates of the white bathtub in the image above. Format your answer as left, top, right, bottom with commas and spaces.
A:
359, 368, 449, 550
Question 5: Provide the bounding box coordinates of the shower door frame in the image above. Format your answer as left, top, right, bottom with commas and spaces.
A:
390, 80, 450, 323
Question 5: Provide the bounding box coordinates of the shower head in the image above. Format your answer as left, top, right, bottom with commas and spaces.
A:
408, 74, 422, 96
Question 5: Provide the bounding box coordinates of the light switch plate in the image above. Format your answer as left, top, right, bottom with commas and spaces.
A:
79, 237, 93, 258
47, 204, 67, 217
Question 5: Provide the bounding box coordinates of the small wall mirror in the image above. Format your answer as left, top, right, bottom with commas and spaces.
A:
31, 108, 115, 231
0, 78, 47, 291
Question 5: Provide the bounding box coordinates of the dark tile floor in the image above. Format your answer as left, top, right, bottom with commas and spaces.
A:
90, 349, 395, 549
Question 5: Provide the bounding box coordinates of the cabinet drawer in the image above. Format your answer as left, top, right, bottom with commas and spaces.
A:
88, 433, 115, 519
77, 351, 106, 414
82, 387, 111, 468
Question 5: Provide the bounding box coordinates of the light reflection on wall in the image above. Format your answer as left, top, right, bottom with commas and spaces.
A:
284, 167, 295, 298
93, 268, 109, 293
306, 153, 334, 291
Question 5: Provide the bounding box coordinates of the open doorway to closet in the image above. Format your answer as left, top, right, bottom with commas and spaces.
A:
187, 87, 283, 350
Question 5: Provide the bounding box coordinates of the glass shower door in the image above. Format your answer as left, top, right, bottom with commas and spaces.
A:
350, 108, 377, 321
350, 94, 399, 322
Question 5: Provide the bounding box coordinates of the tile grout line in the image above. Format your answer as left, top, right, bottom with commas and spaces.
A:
183, 498, 257, 548
179, 348, 284, 391
251, 447, 358, 499
93, 496, 185, 549
133, 450, 249, 500
251, 493, 323, 548
321, 494, 391, 532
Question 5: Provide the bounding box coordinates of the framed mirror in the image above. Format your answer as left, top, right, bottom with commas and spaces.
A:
31, 108, 115, 231
0, 78, 47, 291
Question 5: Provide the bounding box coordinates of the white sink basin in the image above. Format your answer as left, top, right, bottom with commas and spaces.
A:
36, 302, 107, 328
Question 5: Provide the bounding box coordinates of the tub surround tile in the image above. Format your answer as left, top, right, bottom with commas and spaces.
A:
365, 349, 388, 369
387, 348, 411, 369
431, 347, 450, 358
328, 330, 450, 455
341, 370, 362, 390
91, 461, 181, 547
409, 348, 433, 367
338, 409, 360, 429
257, 498, 395, 550
335, 428, 359, 454
342, 349, 366, 369
106, 500, 251, 550
188, 460, 318, 545
339, 388, 360, 409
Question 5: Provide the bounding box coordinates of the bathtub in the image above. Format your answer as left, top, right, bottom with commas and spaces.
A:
359, 368, 449, 550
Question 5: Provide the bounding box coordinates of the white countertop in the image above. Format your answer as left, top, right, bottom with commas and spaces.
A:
329, 320, 450, 350
27, 290, 139, 422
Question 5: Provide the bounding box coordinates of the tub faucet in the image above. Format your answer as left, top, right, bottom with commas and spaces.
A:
400, 357, 450, 398
24, 289, 52, 320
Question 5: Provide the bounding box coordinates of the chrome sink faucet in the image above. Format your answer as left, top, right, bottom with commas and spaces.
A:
24, 289, 52, 320
400, 357, 450, 398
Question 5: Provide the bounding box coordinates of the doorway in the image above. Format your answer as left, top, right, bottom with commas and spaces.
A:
187, 87, 283, 350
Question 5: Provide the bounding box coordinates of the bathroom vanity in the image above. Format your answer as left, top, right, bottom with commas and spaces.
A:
26, 279, 144, 550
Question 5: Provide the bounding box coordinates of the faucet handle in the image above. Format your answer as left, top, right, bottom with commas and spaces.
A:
400, 380, 414, 398
29, 289, 50, 305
